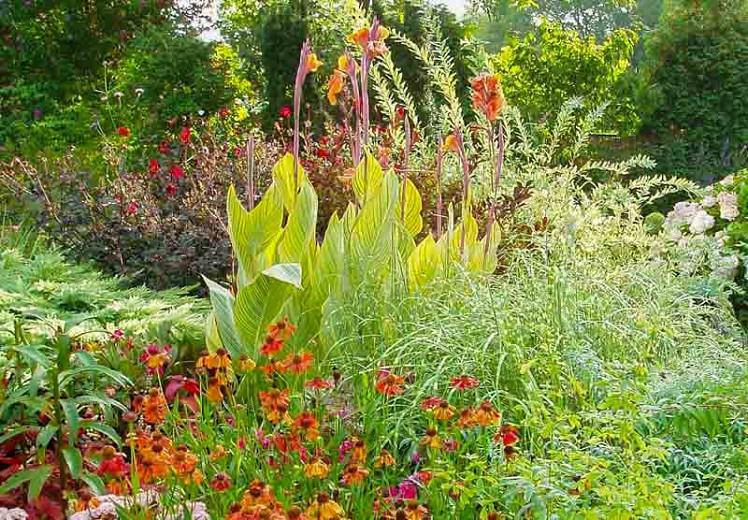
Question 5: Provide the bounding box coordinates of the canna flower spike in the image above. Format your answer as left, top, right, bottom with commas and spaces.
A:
470, 73, 505, 122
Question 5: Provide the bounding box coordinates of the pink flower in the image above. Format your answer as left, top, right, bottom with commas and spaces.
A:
125, 201, 139, 216
110, 329, 124, 342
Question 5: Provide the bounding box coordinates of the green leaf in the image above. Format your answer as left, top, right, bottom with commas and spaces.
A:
314, 213, 345, 299
80, 420, 121, 446
352, 152, 385, 205
261, 263, 302, 289
80, 472, 107, 495
11, 344, 51, 368
408, 234, 439, 291
61, 399, 80, 442
0, 425, 35, 446
234, 266, 301, 354
36, 424, 58, 451
0, 465, 52, 501
396, 177, 424, 237
277, 181, 318, 267
227, 184, 283, 282
62, 446, 83, 479
202, 276, 244, 358
272, 153, 307, 212
58, 366, 132, 389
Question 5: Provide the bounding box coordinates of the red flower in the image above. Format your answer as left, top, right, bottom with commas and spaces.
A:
179, 126, 192, 144
165, 183, 178, 197
169, 164, 184, 180
316, 147, 330, 159
260, 335, 284, 357
116, 126, 130, 138
420, 396, 446, 410
495, 424, 520, 447
218, 106, 231, 118
305, 377, 333, 390
470, 73, 504, 122
148, 159, 160, 176
279, 105, 292, 119
450, 375, 479, 390
158, 140, 171, 154
282, 351, 314, 374
210, 472, 231, 491
375, 372, 405, 397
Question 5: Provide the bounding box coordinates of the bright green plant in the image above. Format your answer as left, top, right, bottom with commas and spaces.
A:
204, 151, 501, 358
0, 319, 131, 501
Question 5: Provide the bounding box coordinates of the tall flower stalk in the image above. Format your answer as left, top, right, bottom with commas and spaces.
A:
292, 39, 321, 190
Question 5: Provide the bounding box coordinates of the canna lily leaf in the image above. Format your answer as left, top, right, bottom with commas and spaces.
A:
396, 177, 424, 237
202, 276, 244, 358
273, 153, 307, 213
408, 234, 439, 291
277, 181, 318, 268
352, 153, 385, 206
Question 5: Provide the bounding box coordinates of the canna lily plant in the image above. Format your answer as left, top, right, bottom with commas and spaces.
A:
203, 22, 502, 359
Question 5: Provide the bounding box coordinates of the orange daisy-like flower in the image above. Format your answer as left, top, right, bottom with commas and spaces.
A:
206, 377, 225, 403
494, 423, 520, 447
374, 449, 395, 468
431, 400, 456, 421
260, 335, 284, 357
375, 372, 405, 397
142, 388, 168, 424
197, 348, 232, 370
259, 388, 290, 413
341, 463, 370, 486
172, 445, 198, 476
267, 316, 296, 341
450, 374, 480, 390
210, 472, 232, 491
306, 492, 346, 520
306, 377, 333, 390
420, 396, 446, 410
351, 438, 367, 464
304, 457, 330, 479
292, 411, 320, 442
405, 502, 430, 520
420, 428, 442, 450
470, 73, 504, 122
327, 70, 347, 105
282, 351, 314, 374
474, 401, 501, 427
456, 406, 478, 429
209, 445, 227, 461
241, 480, 277, 509
239, 355, 256, 372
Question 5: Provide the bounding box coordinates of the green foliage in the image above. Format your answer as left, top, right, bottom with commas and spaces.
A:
641, 0, 748, 179
495, 20, 637, 125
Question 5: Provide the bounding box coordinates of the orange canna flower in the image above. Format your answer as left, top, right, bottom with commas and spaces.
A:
470, 73, 504, 122
420, 428, 442, 450
267, 316, 296, 341
142, 388, 168, 424
282, 351, 314, 374
305, 53, 322, 73
341, 463, 369, 486
327, 70, 346, 105
375, 373, 405, 396
442, 133, 459, 154
474, 401, 501, 427
306, 492, 346, 520
374, 449, 395, 468
304, 457, 330, 479
337, 54, 351, 72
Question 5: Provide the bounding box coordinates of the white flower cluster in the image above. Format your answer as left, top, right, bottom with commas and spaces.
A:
0, 508, 28, 520
69, 491, 209, 520
662, 179, 741, 280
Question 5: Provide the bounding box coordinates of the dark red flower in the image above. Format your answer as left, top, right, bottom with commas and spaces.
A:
210, 472, 231, 491
158, 140, 171, 154
116, 126, 131, 138
166, 183, 178, 197
279, 105, 292, 119
316, 147, 330, 159
169, 164, 184, 180
179, 126, 191, 144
